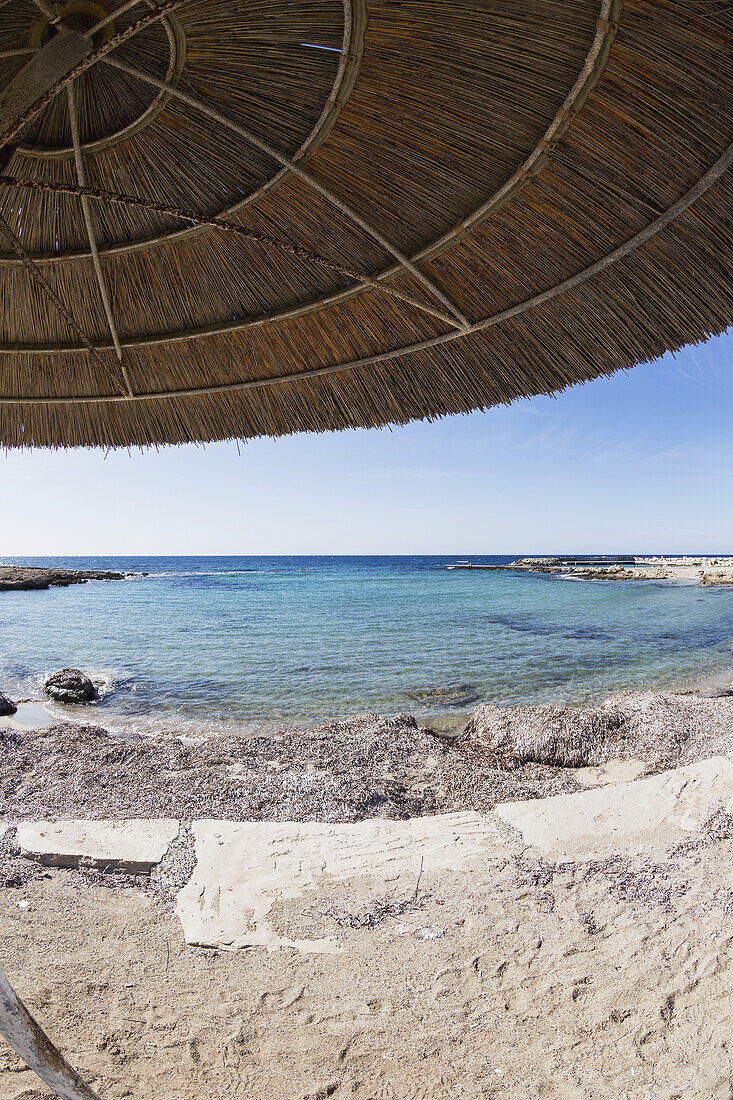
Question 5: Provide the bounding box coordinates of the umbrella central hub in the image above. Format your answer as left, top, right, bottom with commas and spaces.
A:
30, 2, 114, 51
12, 1, 187, 160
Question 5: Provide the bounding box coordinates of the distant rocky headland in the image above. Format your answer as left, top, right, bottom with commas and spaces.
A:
511, 556, 733, 585
0, 565, 126, 592
446, 556, 733, 585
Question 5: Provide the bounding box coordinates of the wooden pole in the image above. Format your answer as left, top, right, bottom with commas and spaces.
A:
0, 967, 103, 1100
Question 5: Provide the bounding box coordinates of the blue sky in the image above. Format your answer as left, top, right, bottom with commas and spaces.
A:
2, 330, 732, 555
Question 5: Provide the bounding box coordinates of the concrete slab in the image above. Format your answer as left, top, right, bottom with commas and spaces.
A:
176, 811, 509, 953
573, 758, 646, 787
17, 819, 180, 872
11, 756, 733, 953
494, 755, 733, 861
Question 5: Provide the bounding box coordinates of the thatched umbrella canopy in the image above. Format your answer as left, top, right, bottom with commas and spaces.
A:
0, 0, 730, 448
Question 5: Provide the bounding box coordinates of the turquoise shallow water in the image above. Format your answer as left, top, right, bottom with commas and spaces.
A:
1, 555, 733, 737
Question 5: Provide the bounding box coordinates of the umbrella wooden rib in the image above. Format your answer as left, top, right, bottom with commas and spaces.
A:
1, 129, 730, 395
101, 54, 471, 328
0, 0, 730, 447
0, 173, 463, 327
67, 80, 127, 373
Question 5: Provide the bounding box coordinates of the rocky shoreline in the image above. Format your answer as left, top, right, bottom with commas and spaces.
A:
0, 565, 126, 591
508, 555, 733, 585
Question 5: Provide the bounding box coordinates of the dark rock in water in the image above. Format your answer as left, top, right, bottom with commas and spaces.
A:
44, 668, 97, 705
0, 566, 124, 592
0, 692, 17, 716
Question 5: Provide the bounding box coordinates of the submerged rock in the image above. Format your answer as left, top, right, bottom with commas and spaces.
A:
44, 668, 97, 705
406, 683, 481, 708
0, 692, 17, 717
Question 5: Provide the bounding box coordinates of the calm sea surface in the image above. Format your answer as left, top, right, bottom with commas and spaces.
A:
2, 555, 733, 738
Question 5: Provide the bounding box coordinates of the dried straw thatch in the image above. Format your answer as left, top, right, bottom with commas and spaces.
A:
0, 0, 731, 448
463, 700, 630, 768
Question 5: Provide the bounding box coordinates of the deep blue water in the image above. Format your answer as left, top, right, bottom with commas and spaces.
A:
1, 555, 733, 737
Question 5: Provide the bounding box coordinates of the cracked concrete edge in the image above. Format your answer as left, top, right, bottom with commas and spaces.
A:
0, 817, 199, 892
493, 755, 733, 861
172, 759, 733, 952
152, 822, 197, 891
14, 819, 182, 874
3, 753, 733, 907
174, 811, 520, 952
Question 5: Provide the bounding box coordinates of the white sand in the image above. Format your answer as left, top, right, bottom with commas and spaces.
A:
2, 758, 733, 1098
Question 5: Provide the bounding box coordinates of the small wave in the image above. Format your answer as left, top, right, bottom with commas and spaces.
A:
14, 666, 130, 716
58, 705, 277, 742
134, 569, 268, 578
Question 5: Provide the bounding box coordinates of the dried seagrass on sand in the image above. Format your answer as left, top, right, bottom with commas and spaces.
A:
0, 0, 731, 448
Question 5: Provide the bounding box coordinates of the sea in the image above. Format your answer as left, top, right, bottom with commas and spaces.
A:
2, 555, 733, 739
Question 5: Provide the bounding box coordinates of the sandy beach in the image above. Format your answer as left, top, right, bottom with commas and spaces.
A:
3, 686, 733, 1097
3, 803, 733, 1100
1, 0, 731, 1090
3, 554, 733, 1097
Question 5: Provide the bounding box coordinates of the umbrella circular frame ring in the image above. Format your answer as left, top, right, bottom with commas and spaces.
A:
1, 0, 365, 243
0, 0, 619, 327
2, 134, 732, 401
3, 0, 618, 351
18, 0, 187, 161
0, 0, 731, 448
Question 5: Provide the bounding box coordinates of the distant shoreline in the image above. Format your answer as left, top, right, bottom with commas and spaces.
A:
0, 565, 128, 592
446, 555, 733, 586
3, 555, 733, 743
